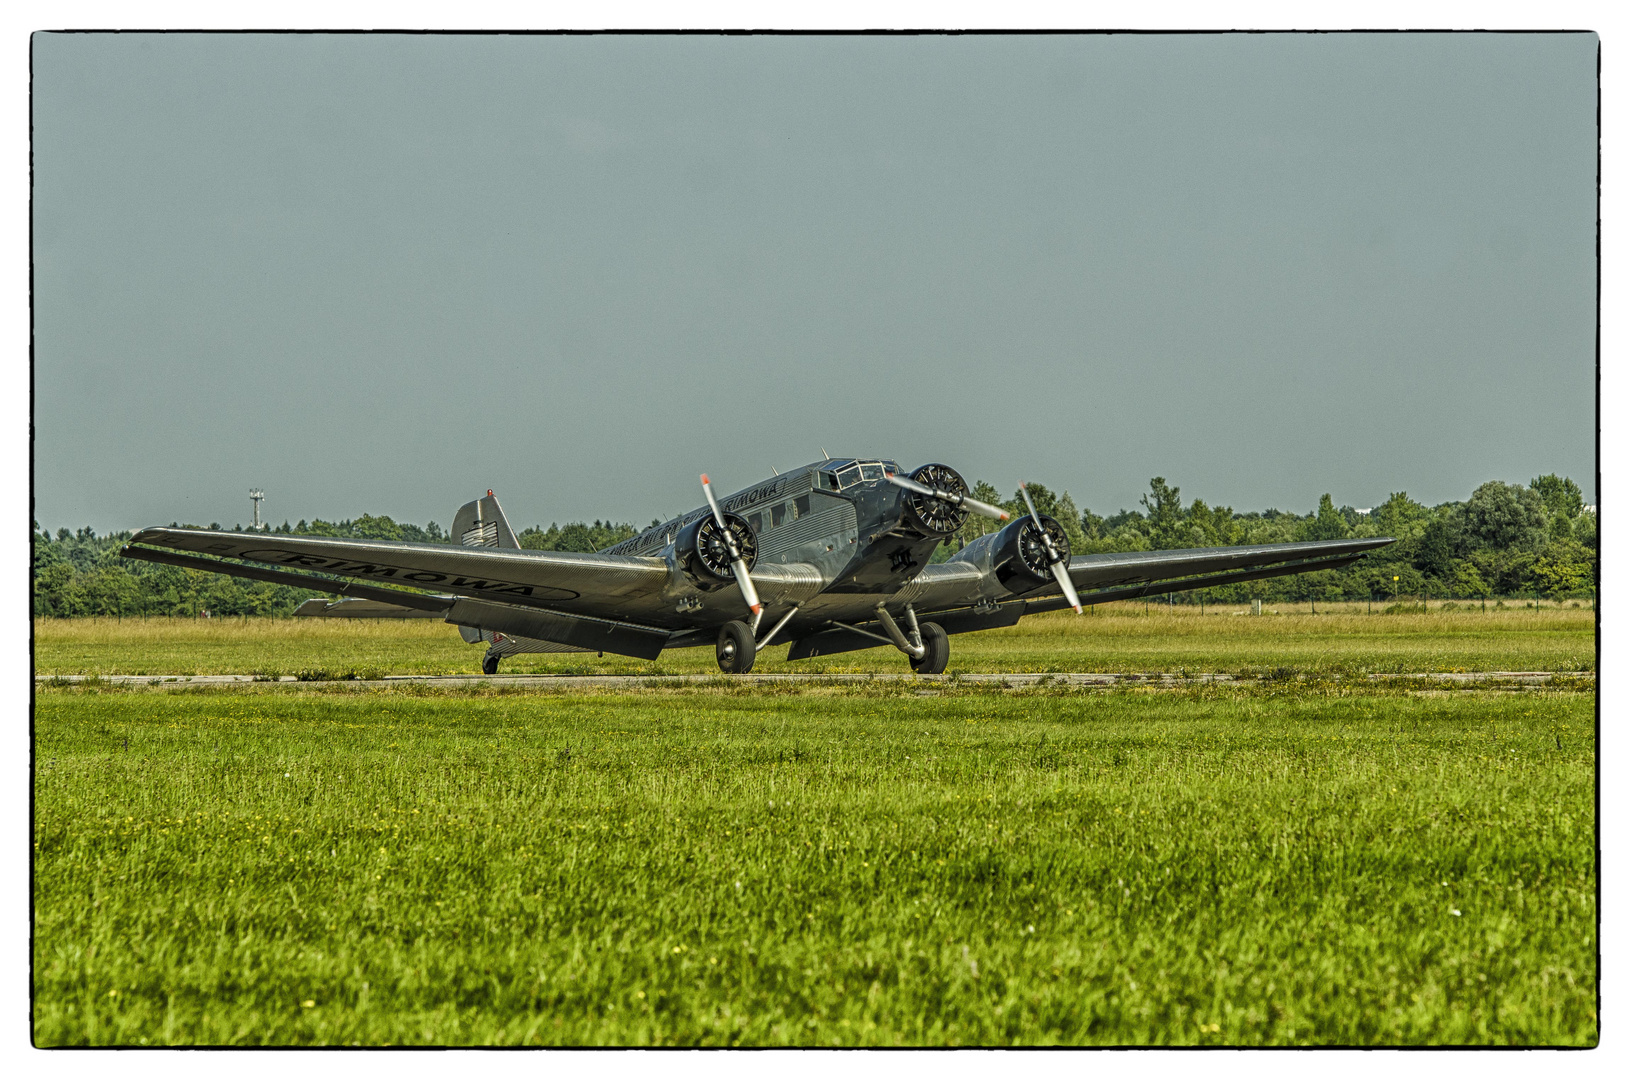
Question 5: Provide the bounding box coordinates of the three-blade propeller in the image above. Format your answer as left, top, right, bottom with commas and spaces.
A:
700, 474, 762, 618
884, 472, 1010, 522
1019, 482, 1083, 614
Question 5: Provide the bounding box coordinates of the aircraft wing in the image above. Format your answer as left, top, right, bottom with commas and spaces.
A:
790, 535, 1395, 659
896, 537, 1393, 616
122, 527, 676, 624
1065, 537, 1396, 593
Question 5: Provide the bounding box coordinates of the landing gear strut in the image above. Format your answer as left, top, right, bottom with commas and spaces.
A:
830, 603, 953, 675
716, 620, 755, 674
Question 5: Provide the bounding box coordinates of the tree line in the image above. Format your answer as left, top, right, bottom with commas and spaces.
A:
935, 473, 1594, 605
32, 474, 1594, 618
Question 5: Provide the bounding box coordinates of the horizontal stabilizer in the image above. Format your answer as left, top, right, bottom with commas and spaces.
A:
484, 633, 589, 656
443, 597, 669, 661
294, 598, 446, 619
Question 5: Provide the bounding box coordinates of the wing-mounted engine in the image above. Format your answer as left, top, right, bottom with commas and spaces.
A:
675, 512, 759, 591
990, 513, 1072, 595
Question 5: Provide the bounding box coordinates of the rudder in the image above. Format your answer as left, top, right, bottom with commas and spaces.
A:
451, 490, 520, 550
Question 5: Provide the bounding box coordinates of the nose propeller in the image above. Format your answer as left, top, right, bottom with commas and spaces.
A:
700, 474, 762, 618
1019, 482, 1082, 614
884, 471, 1010, 522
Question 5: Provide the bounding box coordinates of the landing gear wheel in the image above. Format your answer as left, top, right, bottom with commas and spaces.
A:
909, 622, 949, 675
482, 653, 500, 675
716, 620, 756, 674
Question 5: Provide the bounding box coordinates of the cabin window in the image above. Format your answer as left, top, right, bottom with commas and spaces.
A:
835, 465, 862, 489
823, 472, 840, 490
859, 462, 885, 482
747, 513, 762, 533
771, 503, 787, 528
794, 494, 810, 518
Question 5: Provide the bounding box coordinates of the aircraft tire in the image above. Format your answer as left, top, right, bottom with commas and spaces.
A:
716, 620, 756, 674
482, 653, 500, 675
909, 622, 950, 675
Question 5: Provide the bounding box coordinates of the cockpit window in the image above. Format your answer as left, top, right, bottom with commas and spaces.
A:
830, 461, 887, 489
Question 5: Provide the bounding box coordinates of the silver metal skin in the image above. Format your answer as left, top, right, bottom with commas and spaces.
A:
885, 471, 1009, 522
1020, 482, 1083, 614
701, 473, 762, 617
119, 458, 1397, 671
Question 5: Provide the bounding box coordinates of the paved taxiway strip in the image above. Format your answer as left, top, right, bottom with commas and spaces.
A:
36, 671, 1590, 690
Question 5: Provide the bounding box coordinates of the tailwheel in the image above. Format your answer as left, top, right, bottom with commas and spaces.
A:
909, 622, 949, 675
716, 620, 756, 674
482, 653, 500, 675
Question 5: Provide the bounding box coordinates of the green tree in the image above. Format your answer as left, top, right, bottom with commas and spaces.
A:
350, 514, 406, 541
519, 520, 639, 553
1464, 481, 1548, 552
1574, 509, 1597, 548
1371, 491, 1427, 539
1414, 514, 1465, 578
1296, 494, 1350, 542
1140, 478, 1188, 550
1529, 474, 1584, 519
1185, 499, 1239, 548
1448, 561, 1490, 599
1529, 539, 1595, 598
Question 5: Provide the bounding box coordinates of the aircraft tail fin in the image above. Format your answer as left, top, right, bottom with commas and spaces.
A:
451, 490, 520, 550
452, 490, 520, 644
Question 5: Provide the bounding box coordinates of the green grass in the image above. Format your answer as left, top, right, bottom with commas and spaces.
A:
33, 603, 1597, 678
33, 680, 1596, 1046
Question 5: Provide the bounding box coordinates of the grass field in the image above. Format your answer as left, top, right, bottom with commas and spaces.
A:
33, 603, 1597, 678
34, 680, 1595, 1047
32, 612, 1597, 1046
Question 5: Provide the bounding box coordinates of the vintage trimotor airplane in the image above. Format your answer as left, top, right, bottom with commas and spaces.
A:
120, 460, 1395, 675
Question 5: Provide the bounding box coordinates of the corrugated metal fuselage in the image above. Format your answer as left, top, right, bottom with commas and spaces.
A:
603, 459, 954, 638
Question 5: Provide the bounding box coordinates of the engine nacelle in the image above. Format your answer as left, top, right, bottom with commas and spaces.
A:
675, 512, 758, 590
990, 513, 1072, 594
897, 462, 972, 538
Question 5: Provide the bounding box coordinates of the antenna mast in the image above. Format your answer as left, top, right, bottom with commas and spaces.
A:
250, 489, 265, 529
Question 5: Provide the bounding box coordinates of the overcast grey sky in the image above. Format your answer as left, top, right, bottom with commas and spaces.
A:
32, 32, 1596, 535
